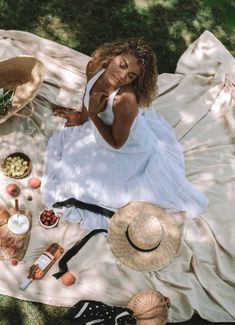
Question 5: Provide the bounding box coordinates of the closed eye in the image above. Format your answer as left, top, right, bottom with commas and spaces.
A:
119, 59, 138, 80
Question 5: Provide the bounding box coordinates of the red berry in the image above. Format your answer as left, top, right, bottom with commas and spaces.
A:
11, 259, 18, 266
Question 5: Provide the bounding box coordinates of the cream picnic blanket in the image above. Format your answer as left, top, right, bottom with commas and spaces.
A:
0, 29, 234, 322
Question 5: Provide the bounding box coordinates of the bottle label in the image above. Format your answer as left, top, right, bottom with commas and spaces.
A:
44, 251, 55, 260
34, 254, 52, 270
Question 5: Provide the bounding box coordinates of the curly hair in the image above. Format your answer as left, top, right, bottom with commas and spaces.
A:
91, 38, 158, 107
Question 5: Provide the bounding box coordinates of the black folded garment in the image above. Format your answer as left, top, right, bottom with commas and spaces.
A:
64, 300, 136, 324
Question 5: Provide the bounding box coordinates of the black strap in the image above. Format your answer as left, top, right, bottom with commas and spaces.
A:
125, 226, 161, 253
53, 198, 115, 218
53, 229, 107, 279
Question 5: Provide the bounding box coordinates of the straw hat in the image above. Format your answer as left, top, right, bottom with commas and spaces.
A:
108, 201, 181, 271
127, 290, 170, 325
0, 55, 45, 123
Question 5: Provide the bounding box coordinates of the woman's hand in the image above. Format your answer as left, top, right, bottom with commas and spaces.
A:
88, 92, 109, 118
53, 106, 88, 127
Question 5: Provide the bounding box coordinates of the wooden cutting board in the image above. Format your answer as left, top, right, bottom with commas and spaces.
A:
0, 205, 32, 261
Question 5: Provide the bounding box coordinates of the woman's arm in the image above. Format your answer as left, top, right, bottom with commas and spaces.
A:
53, 106, 88, 127
88, 89, 138, 149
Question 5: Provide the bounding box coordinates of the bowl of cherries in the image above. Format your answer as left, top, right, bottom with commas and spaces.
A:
39, 209, 59, 229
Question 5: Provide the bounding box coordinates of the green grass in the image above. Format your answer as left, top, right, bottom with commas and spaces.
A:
0, 0, 234, 73
0, 0, 234, 324
0, 295, 70, 325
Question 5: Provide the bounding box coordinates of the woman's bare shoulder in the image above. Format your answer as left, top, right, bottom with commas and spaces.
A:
113, 86, 138, 115
115, 86, 138, 106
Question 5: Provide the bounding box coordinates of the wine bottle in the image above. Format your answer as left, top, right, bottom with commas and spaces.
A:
19, 243, 64, 290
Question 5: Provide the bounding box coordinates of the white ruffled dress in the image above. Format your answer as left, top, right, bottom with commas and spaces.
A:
41, 69, 208, 230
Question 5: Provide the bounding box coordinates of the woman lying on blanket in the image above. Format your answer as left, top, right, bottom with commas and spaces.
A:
41, 38, 208, 230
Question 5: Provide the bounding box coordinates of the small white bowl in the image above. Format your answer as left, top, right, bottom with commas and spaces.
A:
8, 213, 30, 235
39, 209, 59, 229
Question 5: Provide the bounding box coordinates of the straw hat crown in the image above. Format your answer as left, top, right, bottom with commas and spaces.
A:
127, 213, 164, 251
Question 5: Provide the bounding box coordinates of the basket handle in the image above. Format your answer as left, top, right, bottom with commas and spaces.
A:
12, 101, 35, 118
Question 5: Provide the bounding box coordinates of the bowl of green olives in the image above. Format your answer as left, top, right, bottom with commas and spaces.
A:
2, 152, 32, 179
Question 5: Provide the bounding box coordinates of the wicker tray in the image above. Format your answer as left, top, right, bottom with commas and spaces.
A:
0, 56, 45, 124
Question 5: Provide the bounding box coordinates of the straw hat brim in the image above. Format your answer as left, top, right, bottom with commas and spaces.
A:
0, 55, 45, 123
108, 201, 181, 271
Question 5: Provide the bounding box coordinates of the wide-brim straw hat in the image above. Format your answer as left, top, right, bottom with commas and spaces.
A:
127, 290, 171, 325
0, 55, 45, 124
108, 201, 181, 271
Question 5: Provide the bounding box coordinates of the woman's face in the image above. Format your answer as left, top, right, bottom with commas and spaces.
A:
105, 52, 142, 88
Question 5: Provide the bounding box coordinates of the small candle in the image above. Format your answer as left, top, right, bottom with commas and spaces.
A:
7, 214, 30, 235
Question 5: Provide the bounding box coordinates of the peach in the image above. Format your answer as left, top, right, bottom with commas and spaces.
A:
6, 183, 20, 197
28, 177, 41, 189
61, 272, 76, 286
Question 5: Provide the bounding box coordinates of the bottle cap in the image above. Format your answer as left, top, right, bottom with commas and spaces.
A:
19, 277, 33, 290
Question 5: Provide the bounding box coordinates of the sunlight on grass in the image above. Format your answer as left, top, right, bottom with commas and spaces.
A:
193, 7, 214, 31
135, 0, 177, 9
20, 301, 46, 325
33, 14, 78, 49
0, 294, 69, 324
168, 22, 194, 47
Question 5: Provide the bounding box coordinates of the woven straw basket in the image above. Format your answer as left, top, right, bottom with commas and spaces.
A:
0, 56, 45, 124
127, 290, 171, 325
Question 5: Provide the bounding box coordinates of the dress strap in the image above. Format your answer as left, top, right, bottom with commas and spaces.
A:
83, 69, 105, 109
107, 87, 120, 108
86, 68, 105, 93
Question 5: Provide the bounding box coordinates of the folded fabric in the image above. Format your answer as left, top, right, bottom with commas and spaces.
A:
64, 300, 136, 324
